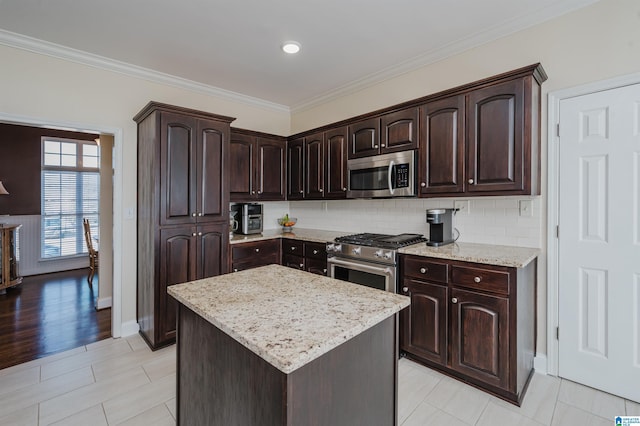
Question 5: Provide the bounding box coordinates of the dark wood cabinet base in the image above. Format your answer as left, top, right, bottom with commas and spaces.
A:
176, 304, 399, 425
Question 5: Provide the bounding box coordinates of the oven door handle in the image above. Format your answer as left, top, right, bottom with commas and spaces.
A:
388, 160, 395, 195
327, 257, 394, 276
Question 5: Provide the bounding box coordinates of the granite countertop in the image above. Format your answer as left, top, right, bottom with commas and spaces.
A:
167, 264, 409, 374
229, 228, 348, 245
399, 242, 539, 268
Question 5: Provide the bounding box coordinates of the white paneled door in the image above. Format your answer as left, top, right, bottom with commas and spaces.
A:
558, 83, 640, 402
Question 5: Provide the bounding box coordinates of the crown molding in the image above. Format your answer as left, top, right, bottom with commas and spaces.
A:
290, 0, 599, 113
0, 29, 290, 114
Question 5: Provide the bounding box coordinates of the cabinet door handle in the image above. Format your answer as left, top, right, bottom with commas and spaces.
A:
192, 233, 197, 237
255, 248, 260, 253
420, 267, 428, 274
291, 247, 296, 251
323, 269, 327, 274
299, 190, 304, 194
474, 276, 481, 283
468, 179, 474, 184
192, 213, 196, 217
252, 190, 256, 194
342, 187, 347, 191
198, 232, 202, 236
198, 212, 203, 217
319, 188, 323, 193
374, 144, 379, 148
451, 297, 458, 303
402, 287, 409, 293
233, 268, 238, 272
420, 182, 426, 187
381, 144, 386, 147
257, 191, 262, 194
313, 249, 318, 255
299, 263, 304, 268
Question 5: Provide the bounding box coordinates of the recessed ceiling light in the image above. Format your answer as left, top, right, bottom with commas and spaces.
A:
282, 41, 301, 54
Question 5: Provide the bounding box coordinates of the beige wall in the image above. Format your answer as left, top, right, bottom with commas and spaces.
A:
0, 43, 290, 334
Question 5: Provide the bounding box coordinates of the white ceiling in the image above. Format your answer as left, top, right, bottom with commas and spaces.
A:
0, 0, 598, 110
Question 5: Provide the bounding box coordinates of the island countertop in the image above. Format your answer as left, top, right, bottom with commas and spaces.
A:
167, 264, 409, 374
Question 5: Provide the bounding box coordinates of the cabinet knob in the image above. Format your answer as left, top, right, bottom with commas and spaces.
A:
323, 269, 327, 274
342, 187, 347, 191
192, 233, 197, 237
451, 297, 458, 304
420, 267, 428, 274
291, 246, 296, 251
233, 268, 238, 272
252, 191, 256, 194
313, 249, 319, 255
381, 144, 386, 147
299, 190, 304, 194
420, 182, 426, 187
198, 232, 202, 236
255, 248, 260, 253
468, 179, 474, 184
257, 191, 262, 194
299, 263, 304, 268
374, 144, 379, 148
198, 212, 203, 217
474, 276, 481, 283
319, 188, 323, 192
402, 287, 409, 293
192, 213, 196, 217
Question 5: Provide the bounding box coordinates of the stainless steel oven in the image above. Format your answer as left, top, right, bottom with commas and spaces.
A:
327, 233, 426, 293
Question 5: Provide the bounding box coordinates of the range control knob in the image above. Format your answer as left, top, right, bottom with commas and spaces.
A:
327, 243, 335, 252
334, 244, 342, 252
384, 251, 393, 260
374, 250, 384, 258
352, 247, 361, 255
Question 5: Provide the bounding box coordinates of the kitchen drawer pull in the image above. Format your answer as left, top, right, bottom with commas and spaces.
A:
323, 269, 327, 274
342, 187, 347, 191
291, 247, 296, 251
402, 287, 409, 293
255, 248, 260, 253
233, 268, 238, 272
299, 263, 304, 268
420, 267, 428, 274
313, 249, 319, 255
474, 276, 481, 283
451, 297, 458, 304
299, 190, 304, 194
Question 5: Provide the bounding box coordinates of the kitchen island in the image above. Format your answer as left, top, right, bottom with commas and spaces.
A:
167, 264, 410, 426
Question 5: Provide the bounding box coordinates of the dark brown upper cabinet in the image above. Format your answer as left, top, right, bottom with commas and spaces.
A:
419, 95, 465, 195
229, 129, 286, 202
466, 79, 526, 194
323, 126, 348, 198
380, 107, 419, 153
348, 108, 418, 159
159, 112, 228, 226
287, 138, 305, 200
305, 132, 324, 198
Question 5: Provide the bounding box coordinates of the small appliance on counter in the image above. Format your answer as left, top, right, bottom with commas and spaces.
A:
230, 203, 263, 235
425, 208, 458, 246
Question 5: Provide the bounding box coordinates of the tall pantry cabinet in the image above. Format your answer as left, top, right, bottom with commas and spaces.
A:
134, 102, 235, 349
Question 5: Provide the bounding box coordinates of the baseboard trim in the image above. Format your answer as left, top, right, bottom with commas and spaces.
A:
95, 296, 112, 310
120, 320, 140, 338
534, 355, 548, 375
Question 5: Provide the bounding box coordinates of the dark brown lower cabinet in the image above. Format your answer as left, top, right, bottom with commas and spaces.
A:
231, 239, 280, 272
140, 223, 227, 349
400, 254, 536, 405
282, 239, 327, 275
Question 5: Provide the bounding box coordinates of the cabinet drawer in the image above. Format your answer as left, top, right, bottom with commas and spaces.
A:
232, 239, 280, 262
283, 254, 305, 270
305, 242, 327, 260
282, 239, 304, 256
402, 256, 448, 283
306, 258, 327, 276
451, 265, 510, 295
232, 253, 280, 272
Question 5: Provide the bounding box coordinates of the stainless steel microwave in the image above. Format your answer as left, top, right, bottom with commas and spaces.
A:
347, 150, 416, 198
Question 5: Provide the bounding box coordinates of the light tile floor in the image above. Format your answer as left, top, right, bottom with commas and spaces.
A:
0, 334, 638, 425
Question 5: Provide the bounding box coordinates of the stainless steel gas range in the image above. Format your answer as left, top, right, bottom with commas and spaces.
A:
327, 233, 427, 293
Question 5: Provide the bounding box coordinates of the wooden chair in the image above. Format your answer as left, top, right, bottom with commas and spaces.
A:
83, 218, 99, 286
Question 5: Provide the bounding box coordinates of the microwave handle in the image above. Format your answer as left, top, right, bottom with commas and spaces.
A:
388, 160, 395, 195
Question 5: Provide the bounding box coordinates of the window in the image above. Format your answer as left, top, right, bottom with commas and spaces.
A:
41, 138, 100, 259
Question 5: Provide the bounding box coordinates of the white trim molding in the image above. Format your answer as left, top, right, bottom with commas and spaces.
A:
0, 29, 289, 114
546, 71, 640, 377
96, 296, 112, 310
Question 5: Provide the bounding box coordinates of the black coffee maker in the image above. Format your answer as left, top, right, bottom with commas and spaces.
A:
425, 208, 456, 246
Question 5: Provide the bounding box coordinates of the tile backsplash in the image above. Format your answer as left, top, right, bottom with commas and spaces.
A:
260, 197, 542, 248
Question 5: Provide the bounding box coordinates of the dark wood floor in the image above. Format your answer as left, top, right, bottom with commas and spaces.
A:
0, 268, 111, 371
